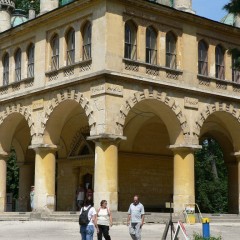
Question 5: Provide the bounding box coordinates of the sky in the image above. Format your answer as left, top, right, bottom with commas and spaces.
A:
192, 0, 229, 22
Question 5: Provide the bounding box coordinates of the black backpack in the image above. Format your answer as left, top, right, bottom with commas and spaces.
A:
79, 206, 91, 226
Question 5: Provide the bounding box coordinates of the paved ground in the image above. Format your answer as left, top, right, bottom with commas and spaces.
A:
0, 221, 240, 239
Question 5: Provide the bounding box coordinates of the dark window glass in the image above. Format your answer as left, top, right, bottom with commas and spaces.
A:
232, 56, 240, 83
166, 32, 176, 69
3, 53, 9, 86
124, 22, 137, 60
15, 49, 22, 82
215, 45, 225, 79
51, 35, 59, 70
66, 29, 75, 65
27, 44, 35, 78
146, 27, 157, 64
198, 40, 208, 76
83, 23, 92, 60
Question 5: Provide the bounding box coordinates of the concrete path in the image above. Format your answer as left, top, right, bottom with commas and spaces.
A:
0, 221, 239, 239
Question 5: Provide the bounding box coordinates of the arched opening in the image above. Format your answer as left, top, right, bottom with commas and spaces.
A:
197, 110, 240, 213
44, 100, 94, 211
0, 112, 34, 212
119, 99, 183, 211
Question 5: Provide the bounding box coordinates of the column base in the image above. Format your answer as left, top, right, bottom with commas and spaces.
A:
174, 194, 195, 213
94, 191, 118, 211
0, 197, 6, 212
34, 194, 56, 212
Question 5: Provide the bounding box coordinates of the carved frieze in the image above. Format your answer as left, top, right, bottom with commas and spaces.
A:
91, 83, 123, 97
184, 97, 198, 110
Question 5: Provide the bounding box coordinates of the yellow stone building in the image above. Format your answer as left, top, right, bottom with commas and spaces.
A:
0, 0, 240, 215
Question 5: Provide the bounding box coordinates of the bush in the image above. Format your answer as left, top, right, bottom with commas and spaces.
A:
193, 232, 222, 240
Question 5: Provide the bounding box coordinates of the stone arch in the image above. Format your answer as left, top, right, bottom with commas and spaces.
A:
116, 89, 190, 138
193, 102, 240, 138
0, 103, 34, 136
41, 89, 96, 137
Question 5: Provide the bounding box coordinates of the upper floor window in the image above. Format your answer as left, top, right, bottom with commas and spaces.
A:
51, 34, 59, 70
198, 40, 208, 76
3, 53, 9, 86
66, 28, 75, 65
166, 32, 176, 69
124, 21, 137, 60
146, 26, 157, 65
232, 55, 240, 83
215, 45, 225, 79
27, 43, 35, 78
83, 22, 92, 60
15, 48, 22, 82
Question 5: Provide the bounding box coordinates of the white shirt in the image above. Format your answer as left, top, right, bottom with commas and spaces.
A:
80, 205, 96, 225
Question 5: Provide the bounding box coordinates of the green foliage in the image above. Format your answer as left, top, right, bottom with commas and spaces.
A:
193, 233, 222, 240
15, 0, 40, 14
7, 149, 19, 199
195, 139, 228, 213
223, 0, 240, 15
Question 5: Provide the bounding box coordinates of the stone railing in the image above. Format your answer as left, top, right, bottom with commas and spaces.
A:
0, 77, 34, 96
0, 0, 15, 9
45, 59, 92, 83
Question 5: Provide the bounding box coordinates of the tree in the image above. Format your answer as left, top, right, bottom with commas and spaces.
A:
7, 149, 19, 199
195, 139, 228, 213
15, 0, 40, 14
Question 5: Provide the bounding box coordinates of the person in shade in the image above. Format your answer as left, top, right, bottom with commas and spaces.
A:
127, 195, 145, 240
30, 186, 35, 211
97, 200, 113, 240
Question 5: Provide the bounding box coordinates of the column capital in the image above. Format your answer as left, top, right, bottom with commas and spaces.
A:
87, 134, 126, 143
28, 144, 58, 152
232, 152, 240, 162
0, 151, 9, 159
169, 144, 202, 152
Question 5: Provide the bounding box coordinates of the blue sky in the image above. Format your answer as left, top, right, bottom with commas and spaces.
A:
192, 0, 229, 22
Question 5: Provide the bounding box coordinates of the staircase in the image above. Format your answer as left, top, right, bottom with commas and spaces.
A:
0, 211, 239, 223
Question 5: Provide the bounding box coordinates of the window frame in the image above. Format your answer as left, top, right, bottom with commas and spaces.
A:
124, 21, 137, 60
146, 26, 157, 65
51, 34, 60, 70
27, 43, 35, 78
198, 40, 208, 76
3, 53, 9, 86
215, 45, 225, 80
15, 48, 22, 82
82, 22, 92, 61
66, 28, 75, 65
166, 32, 177, 69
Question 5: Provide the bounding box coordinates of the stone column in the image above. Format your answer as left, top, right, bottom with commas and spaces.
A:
170, 145, 201, 213
18, 163, 34, 212
0, 152, 8, 212
30, 145, 57, 212
72, 167, 80, 211
88, 136, 123, 211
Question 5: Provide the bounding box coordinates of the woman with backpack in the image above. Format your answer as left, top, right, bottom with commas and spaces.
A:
79, 198, 98, 240
96, 200, 113, 240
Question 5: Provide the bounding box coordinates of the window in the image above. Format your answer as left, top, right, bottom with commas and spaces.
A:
66, 28, 75, 65
15, 48, 22, 82
27, 44, 34, 78
198, 40, 208, 76
215, 45, 225, 79
232, 55, 240, 83
83, 22, 92, 60
51, 34, 59, 70
146, 27, 157, 64
166, 32, 176, 69
3, 53, 9, 86
124, 21, 137, 60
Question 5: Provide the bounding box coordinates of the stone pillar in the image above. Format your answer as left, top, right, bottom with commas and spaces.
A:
31, 145, 57, 212
18, 163, 34, 212
170, 145, 201, 213
89, 136, 121, 211
174, 0, 195, 14
40, 0, 59, 14
0, 153, 8, 212
72, 167, 80, 211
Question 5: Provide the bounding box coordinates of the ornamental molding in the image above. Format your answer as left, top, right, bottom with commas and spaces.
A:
116, 89, 190, 137
193, 102, 240, 137
0, 103, 34, 136
41, 89, 96, 136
